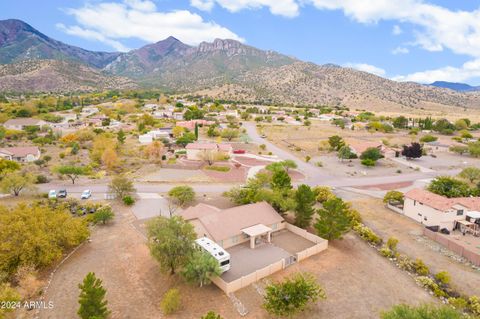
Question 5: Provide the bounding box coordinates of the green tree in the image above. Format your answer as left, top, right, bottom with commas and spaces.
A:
427, 176, 474, 198
0, 203, 89, 277
458, 167, 480, 184
194, 123, 199, 140
108, 175, 136, 199
381, 304, 466, 319
146, 216, 196, 274
294, 184, 316, 228
383, 191, 404, 205
184, 106, 204, 120
392, 116, 408, 129
78, 272, 110, 319
181, 251, 221, 287
168, 185, 195, 207
468, 141, 480, 157
56, 165, 89, 184
92, 206, 115, 225
263, 273, 326, 317
337, 145, 355, 162
0, 159, 20, 178
220, 128, 239, 141
314, 197, 353, 240
328, 135, 345, 151
176, 132, 197, 147
360, 147, 382, 162
0, 171, 35, 196
271, 170, 292, 191
117, 129, 126, 144
266, 160, 297, 173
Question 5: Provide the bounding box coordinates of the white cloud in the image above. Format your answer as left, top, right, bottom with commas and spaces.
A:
59, 0, 244, 51
392, 25, 402, 35
392, 59, 480, 83
190, 0, 300, 17
307, 0, 480, 58
344, 63, 386, 76
391, 46, 409, 55
56, 23, 131, 52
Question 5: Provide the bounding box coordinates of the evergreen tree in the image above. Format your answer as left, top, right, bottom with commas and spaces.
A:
117, 129, 126, 144
294, 185, 316, 228
401, 142, 423, 159
270, 170, 292, 191
314, 197, 353, 240
77, 272, 110, 319
194, 123, 199, 140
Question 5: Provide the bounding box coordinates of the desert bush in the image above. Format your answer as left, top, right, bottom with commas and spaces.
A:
122, 196, 135, 206
468, 296, 480, 316
204, 166, 230, 172
413, 258, 430, 276
448, 297, 468, 310
353, 224, 382, 246
434, 271, 451, 286
161, 288, 181, 315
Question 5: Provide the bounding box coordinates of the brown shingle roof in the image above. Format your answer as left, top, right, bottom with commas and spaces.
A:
405, 188, 480, 211
180, 202, 284, 242
0, 146, 39, 157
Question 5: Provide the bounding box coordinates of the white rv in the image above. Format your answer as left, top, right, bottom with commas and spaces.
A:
195, 237, 231, 273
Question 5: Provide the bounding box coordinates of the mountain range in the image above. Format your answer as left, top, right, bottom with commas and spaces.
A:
429, 81, 480, 92
1, 18, 479, 111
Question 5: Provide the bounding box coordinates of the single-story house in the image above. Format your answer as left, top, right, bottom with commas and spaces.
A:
185, 142, 232, 161
0, 146, 41, 162
3, 118, 47, 130
138, 130, 171, 144
404, 188, 480, 231
347, 139, 384, 156
180, 202, 286, 249
176, 120, 214, 131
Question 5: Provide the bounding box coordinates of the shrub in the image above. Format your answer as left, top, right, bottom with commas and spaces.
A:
381, 304, 465, 319
353, 224, 382, 246
59, 152, 65, 159
383, 191, 404, 205
36, 175, 49, 184
420, 134, 438, 143
161, 288, 181, 315
122, 196, 135, 206
305, 155, 311, 162
312, 186, 335, 203
92, 206, 114, 225
201, 311, 223, 319
361, 158, 376, 167
468, 296, 480, 316
448, 297, 468, 310
397, 255, 414, 272
413, 258, 430, 276
204, 166, 230, 172
434, 271, 451, 286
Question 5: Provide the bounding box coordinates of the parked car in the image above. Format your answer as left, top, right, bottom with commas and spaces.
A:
233, 149, 246, 154
81, 190, 92, 199
57, 189, 67, 198
48, 190, 57, 199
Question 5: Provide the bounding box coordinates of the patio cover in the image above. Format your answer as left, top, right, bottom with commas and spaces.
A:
458, 220, 474, 226
467, 211, 480, 219
242, 224, 272, 237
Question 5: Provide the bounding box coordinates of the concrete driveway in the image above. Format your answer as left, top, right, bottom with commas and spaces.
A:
131, 193, 181, 220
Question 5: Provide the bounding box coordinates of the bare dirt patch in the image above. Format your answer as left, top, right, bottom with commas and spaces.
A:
349, 196, 480, 297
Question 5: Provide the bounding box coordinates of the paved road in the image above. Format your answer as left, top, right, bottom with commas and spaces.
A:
37, 122, 459, 196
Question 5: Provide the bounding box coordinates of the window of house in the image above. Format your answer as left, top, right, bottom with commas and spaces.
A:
271, 223, 277, 230
424, 217, 427, 221
457, 210, 464, 216
414, 200, 416, 206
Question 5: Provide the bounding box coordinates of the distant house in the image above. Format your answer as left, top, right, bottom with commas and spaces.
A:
181, 202, 285, 249
3, 118, 46, 130
176, 120, 214, 131
404, 188, 480, 231
185, 142, 232, 161
347, 140, 383, 156
0, 146, 41, 162
138, 129, 171, 144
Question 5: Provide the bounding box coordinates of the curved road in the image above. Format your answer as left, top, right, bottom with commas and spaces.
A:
38, 122, 457, 195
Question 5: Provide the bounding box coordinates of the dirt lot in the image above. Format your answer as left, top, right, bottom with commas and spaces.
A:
234, 232, 436, 318
27, 195, 439, 319
348, 196, 480, 297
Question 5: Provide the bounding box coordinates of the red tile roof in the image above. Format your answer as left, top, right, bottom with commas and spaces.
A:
0, 146, 40, 157
405, 188, 480, 211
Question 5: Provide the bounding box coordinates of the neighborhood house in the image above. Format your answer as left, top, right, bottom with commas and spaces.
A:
404, 188, 480, 233
3, 118, 46, 130
0, 146, 41, 162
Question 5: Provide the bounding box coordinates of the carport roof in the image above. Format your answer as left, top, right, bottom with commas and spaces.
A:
242, 224, 272, 237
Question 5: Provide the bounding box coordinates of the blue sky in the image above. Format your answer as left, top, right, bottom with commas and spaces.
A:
2, 0, 480, 84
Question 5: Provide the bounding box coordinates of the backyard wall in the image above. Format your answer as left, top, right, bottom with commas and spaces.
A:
212, 224, 328, 294
423, 228, 480, 266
